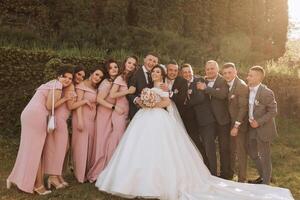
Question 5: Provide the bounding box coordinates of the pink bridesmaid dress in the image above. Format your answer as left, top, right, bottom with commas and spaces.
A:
109, 76, 129, 158
71, 82, 97, 183
7, 80, 62, 193
43, 90, 76, 176
87, 79, 116, 182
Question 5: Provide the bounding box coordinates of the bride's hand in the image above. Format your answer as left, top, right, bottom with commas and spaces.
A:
160, 83, 169, 92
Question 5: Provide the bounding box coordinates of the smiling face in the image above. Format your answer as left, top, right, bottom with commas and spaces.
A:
108, 62, 119, 78
144, 54, 158, 71
125, 57, 137, 72
74, 70, 85, 84
205, 62, 219, 79
91, 69, 104, 84
181, 66, 193, 82
167, 64, 179, 80
61, 72, 73, 87
151, 67, 163, 82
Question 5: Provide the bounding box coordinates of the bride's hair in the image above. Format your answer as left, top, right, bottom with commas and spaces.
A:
151, 64, 166, 81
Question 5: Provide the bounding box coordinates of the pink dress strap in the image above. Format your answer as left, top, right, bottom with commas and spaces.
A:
76, 82, 96, 93
98, 79, 113, 93
113, 76, 127, 87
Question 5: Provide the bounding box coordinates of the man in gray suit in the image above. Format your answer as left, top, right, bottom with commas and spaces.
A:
246, 66, 278, 185
222, 63, 249, 182
197, 60, 231, 179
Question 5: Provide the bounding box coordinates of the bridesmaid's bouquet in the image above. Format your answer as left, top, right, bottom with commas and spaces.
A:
140, 88, 157, 108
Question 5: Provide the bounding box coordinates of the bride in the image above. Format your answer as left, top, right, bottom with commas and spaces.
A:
95, 65, 293, 200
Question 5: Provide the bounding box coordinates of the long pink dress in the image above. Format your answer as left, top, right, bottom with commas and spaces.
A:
109, 76, 129, 158
71, 82, 97, 183
7, 80, 62, 193
43, 90, 76, 176
87, 79, 116, 182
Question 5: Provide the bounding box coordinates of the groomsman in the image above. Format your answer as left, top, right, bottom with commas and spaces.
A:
164, 60, 188, 116
222, 63, 249, 182
197, 60, 231, 179
246, 66, 278, 185
180, 64, 210, 170
127, 52, 159, 119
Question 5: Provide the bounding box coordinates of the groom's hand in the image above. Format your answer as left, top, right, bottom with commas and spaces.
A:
230, 127, 238, 136
249, 119, 259, 128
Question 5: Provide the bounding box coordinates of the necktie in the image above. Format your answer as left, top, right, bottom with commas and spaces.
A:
146, 71, 152, 84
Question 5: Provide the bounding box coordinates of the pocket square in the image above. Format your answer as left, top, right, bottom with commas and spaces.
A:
255, 100, 260, 106
173, 89, 179, 94
216, 88, 220, 91
230, 94, 235, 99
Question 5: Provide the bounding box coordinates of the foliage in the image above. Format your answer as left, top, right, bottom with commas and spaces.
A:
0, 0, 289, 65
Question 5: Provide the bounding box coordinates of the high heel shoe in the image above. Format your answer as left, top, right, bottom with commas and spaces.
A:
61, 181, 69, 187
58, 176, 69, 187
6, 179, 12, 189
34, 185, 52, 195
47, 178, 65, 189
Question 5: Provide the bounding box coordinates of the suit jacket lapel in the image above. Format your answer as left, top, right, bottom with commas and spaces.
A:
253, 84, 263, 112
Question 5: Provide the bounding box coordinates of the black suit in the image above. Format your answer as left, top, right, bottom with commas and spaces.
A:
205, 74, 231, 179
127, 66, 152, 119
187, 77, 217, 175
168, 76, 188, 117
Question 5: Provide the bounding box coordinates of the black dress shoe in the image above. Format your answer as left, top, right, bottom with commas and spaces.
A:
248, 177, 263, 184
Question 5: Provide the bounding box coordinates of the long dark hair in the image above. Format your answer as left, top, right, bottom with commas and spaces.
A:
72, 65, 85, 84
120, 56, 138, 83
104, 59, 120, 82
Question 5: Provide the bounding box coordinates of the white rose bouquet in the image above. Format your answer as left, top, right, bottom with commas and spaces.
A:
140, 88, 157, 108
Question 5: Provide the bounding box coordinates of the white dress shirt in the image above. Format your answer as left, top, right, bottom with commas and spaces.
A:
248, 84, 261, 120
227, 78, 235, 92
207, 77, 217, 88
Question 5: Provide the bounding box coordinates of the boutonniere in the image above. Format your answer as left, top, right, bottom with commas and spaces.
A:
230, 94, 235, 99
255, 100, 260, 106
173, 89, 179, 94
188, 89, 193, 95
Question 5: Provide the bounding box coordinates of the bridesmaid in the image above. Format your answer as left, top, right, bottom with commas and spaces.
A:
108, 56, 137, 158
87, 58, 137, 182
72, 66, 104, 183
43, 65, 91, 189
87, 59, 118, 182
7, 67, 74, 195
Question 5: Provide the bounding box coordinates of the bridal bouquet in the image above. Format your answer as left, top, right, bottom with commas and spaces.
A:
140, 88, 157, 108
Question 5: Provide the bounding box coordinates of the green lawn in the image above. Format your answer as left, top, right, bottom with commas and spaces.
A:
0, 118, 299, 200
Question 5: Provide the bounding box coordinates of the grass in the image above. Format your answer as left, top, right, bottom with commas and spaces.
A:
0, 118, 299, 200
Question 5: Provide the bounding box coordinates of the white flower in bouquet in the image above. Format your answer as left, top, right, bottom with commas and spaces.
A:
140, 88, 157, 108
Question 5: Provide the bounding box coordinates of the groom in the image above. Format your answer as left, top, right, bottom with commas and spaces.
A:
127, 52, 159, 119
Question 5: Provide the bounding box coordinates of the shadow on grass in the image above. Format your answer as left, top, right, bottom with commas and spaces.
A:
0, 118, 299, 199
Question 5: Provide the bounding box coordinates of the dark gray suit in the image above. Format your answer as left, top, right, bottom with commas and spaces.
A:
228, 77, 249, 182
248, 84, 278, 185
187, 77, 217, 175
205, 74, 231, 179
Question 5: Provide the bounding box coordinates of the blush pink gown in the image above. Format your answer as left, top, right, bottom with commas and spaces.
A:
7, 80, 62, 193
87, 79, 117, 182
43, 90, 76, 176
71, 82, 97, 183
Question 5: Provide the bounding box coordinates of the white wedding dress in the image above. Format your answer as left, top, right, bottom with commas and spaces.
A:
95, 87, 293, 200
